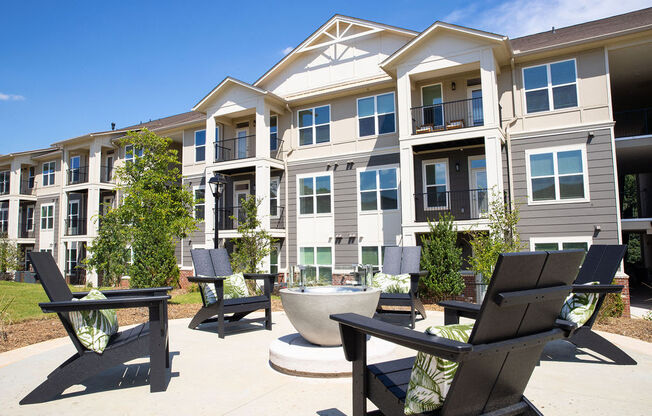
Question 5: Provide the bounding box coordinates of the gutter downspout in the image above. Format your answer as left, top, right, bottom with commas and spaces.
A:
284, 103, 292, 278
503, 57, 519, 211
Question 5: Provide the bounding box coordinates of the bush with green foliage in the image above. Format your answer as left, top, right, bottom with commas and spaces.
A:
85, 129, 197, 288
419, 213, 464, 300
469, 192, 523, 283
230, 195, 277, 274
597, 283, 625, 323
0, 236, 21, 280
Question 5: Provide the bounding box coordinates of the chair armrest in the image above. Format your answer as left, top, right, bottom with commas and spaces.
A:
331, 313, 472, 362
243, 273, 276, 280
72, 287, 172, 298
572, 284, 624, 294
187, 276, 225, 283
408, 271, 427, 295
438, 300, 481, 314
39, 295, 170, 313
244, 273, 276, 297
554, 318, 578, 336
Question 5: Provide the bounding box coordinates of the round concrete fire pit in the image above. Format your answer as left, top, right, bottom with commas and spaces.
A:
280, 286, 380, 346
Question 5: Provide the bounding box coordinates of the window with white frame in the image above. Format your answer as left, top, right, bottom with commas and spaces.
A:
26, 206, 34, 231
361, 246, 387, 267
299, 174, 331, 215
42, 162, 56, 186
530, 237, 591, 252
0, 171, 9, 194
299, 246, 332, 283
28, 167, 35, 188
298, 106, 330, 146
0, 205, 8, 234
523, 59, 578, 113
359, 168, 398, 211
423, 160, 449, 208
194, 130, 206, 162
270, 177, 280, 217
41, 204, 54, 230
270, 116, 278, 151
357, 92, 396, 137
270, 246, 279, 274
194, 186, 205, 221
125, 144, 143, 163
527, 146, 587, 203
66, 242, 78, 274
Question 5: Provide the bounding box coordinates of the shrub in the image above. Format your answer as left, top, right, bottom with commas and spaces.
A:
419, 213, 464, 300
597, 283, 625, 323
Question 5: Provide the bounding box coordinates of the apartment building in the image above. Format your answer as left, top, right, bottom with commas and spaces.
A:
2, 9, 651, 290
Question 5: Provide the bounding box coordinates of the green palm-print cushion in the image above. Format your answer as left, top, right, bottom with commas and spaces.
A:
372, 272, 411, 293
559, 281, 600, 326
404, 323, 473, 415
68, 289, 119, 354
200, 273, 248, 305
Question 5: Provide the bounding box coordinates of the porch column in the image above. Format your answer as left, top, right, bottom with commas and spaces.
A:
255, 98, 270, 159
7, 159, 21, 240
480, 49, 500, 127
255, 163, 271, 271
87, 187, 100, 238
484, 136, 504, 198
206, 116, 216, 164
205, 170, 216, 248
88, 139, 102, 183
399, 143, 415, 244
397, 68, 412, 138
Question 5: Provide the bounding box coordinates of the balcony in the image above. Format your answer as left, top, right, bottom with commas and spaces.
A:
216, 205, 285, 230
415, 189, 488, 222
20, 179, 36, 196
18, 223, 35, 239
614, 108, 651, 138
100, 165, 115, 183
411, 97, 484, 135
67, 166, 89, 185
64, 217, 87, 236
215, 136, 256, 162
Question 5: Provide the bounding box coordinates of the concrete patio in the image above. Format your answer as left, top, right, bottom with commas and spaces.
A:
0, 311, 650, 415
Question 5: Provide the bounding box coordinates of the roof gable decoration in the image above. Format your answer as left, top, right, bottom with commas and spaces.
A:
192, 77, 286, 113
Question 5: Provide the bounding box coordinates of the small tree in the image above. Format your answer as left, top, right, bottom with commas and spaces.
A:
230, 195, 277, 274
0, 235, 21, 280
469, 192, 523, 283
419, 213, 464, 300
83, 209, 130, 286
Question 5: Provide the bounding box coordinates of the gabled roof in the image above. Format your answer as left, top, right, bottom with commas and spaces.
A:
0, 147, 58, 161
510, 7, 652, 55
192, 76, 286, 113
253, 14, 418, 88
380, 21, 508, 71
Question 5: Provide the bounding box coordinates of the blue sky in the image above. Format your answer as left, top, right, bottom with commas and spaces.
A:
0, 0, 647, 153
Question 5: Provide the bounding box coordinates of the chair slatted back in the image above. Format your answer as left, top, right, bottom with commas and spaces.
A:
209, 248, 233, 276
575, 244, 626, 285
381, 246, 421, 275
191, 249, 215, 277
381, 247, 402, 275
28, 251, 86, 355
441, 250, 585, 416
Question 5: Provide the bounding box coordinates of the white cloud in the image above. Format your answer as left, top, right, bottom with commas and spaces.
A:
0, 92, 25, 101
444, 0, 650, 38
281, 46, 294, 55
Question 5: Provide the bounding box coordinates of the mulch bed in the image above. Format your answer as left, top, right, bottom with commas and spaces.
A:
1, 299, 649, 353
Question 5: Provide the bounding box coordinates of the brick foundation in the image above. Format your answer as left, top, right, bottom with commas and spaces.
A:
615, 273, 630, 318
179, 269, 193, 290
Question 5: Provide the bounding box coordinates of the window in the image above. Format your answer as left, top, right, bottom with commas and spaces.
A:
357, 93, 396, 137
0, 206, 7, 234
42, 162, 56, 186
28, 167, 35, 188
26, 206, 34, 231
194, 187, 205, 221
531, 237, 591, 252
299, 246, 332, 283
41, 204, 54, 230
270, 116, 278, 151
270, 178, 280, 217
299, 174, 331, 215
194, 130, 206, 162
298, 106, 330, 146
423, 160, 449, 208
125, 145, 143, 163
359, 167, 398, 211
0, 171, 9, 194
361, 246, 387, 267
527, 146, 588, 203
523, 59, 578, 113
66, 242, 78, 274
270, 246, 279, 274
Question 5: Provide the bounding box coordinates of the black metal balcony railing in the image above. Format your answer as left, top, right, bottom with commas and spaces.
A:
67, 166, 89, 185
100, 165, 114, 183
614, 108, 651, 138
415, 189, 488, 222
215, 135, 256, 162
411, 97, 484, 135
216, 205, 285, 230
20, 179, 36, 195
18, 223, 35, 239
64, 217, 87, 236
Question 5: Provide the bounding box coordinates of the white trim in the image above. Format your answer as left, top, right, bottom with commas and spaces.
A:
529, 236, 593, 251
270, 177, 281, 219
296, 171, 334, 218
522, 58, 579, 115
235, 127, 249, 159
233, 180, 250, 209
356, 164, 400, 214
296, 245, 335, 283
26, 206, 34, 231
509, 122, 613, 139
42, 161, 56, 187
270, 115, 279, 151
194, 129, 207, 163
524, 144, 590, 205
421, 158, 449, 210
40, 203, 55, 230
356, 92, 397, 138
193, 185, 206, 221
467, 155, 488, 217
297, 104, 331, 147
359, 245, 385, 268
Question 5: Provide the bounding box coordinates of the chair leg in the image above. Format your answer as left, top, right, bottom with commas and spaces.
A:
410, 304, 416, 329
217, 310, 225, 339
149, 305, 167, 393
188, 306, 216, 329
165, 338, 170, 369
414, 298, 427, 319
570, 328, 637, 365
265, 306, 272, 330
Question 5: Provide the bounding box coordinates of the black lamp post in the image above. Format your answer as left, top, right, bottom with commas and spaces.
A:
208, 174, 226, 249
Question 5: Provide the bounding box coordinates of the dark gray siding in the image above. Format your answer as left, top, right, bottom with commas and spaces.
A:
511, 128, 619, 246
287, 152, 400, 267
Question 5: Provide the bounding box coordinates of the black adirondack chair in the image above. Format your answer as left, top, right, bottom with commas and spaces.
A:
331, 250, 585, 416
187, 248, 275, 339
374, 246, 427, 329
21, 252, 171, 405
440, 245, 635, 365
